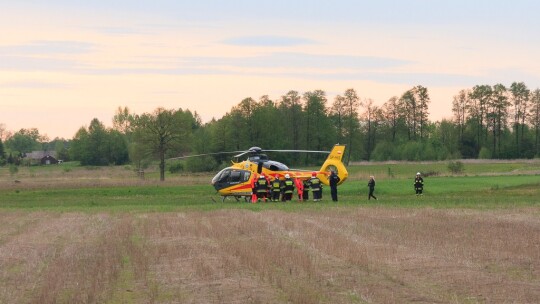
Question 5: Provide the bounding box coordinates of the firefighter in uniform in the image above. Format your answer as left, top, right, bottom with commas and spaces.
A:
414, 172, 424, 196
302, 179, 310, 201
281, 174, 295, 201
309, 172, 322, 202
270, 174, 281, 202
256, 173, 269, 202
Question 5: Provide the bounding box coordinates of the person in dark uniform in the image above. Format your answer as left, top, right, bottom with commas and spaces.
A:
414, 172, 424, 196
280, 174, 295, 201
309, 172, 322, 202
368, 176, 377, 200
270, 174, 281, 202
302, 179, 310, 201
256, 173, 269, 202
329, 170, 340, 202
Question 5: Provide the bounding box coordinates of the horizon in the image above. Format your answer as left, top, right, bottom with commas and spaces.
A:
2, 1, 540, 139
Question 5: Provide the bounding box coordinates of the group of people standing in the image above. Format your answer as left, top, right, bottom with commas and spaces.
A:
252, 171, 425, 203
251, 170, 341, 203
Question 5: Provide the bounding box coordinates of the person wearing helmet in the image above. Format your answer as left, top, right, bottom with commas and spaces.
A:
309, 172, 322, 202
302, 179, 310, 201
414, 172, 424, 196
255, 173, 269, 202
270, 174, 281, 202
280, 173, 295, 201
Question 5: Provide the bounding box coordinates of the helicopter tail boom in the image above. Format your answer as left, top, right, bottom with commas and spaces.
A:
318, 144, 348, 185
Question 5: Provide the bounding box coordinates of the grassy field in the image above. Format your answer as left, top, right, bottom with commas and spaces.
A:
0, 161, 539, 303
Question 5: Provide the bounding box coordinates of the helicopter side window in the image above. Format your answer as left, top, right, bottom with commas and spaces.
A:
242, 171, 251, 182
263, 161, 289, 171
229, 170, 242, 183
268, 164, 280, 171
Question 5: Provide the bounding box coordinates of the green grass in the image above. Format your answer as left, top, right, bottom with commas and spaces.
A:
347, 160, 540, 178
2, 174, 539, 211
1, 160, 539, 211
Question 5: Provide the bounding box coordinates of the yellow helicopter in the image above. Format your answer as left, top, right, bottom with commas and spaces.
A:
174, 144, 348, 201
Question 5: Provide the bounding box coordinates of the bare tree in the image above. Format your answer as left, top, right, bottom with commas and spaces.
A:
452, 89, 470, 144
382, 96, 401, 142
510, 82, 530, 156
530, 88, 540, 156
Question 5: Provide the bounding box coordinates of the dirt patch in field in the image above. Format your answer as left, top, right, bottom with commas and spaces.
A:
0, 208, 538, 303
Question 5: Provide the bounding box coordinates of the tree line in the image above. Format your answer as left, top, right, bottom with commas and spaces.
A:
1, 82, 540, 178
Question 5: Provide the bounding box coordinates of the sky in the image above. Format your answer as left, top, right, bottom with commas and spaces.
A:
1, 0, 540, 139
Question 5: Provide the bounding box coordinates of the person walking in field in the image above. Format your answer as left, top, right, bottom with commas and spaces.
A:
329, 170, 340, 202
414, 172, 424, 196
368, 176, 377, 200
270, 174, 281, 202
309, 172, 322, 202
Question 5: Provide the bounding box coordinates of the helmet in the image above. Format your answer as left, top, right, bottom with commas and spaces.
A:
312, 172, 317, 177
285, 174, 290, 178
260, 173, 265, 178
416, 172, 421, 175
275, 174, 279, 178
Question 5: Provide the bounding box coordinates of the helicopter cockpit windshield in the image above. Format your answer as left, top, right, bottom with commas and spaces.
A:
211, 168, 251, 189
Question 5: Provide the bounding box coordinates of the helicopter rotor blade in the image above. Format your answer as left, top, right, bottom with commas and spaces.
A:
169, 148, 332, 160
262, 149, 330, 154
168, 151, 245, 160
233, 151, 250, 158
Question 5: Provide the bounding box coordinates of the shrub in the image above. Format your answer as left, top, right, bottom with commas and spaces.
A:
371, 141, 395, 161
9, 164, 18, 176
447, 160, 464, 175
168, 162, 184, 173
478, 147, 492, 159
422, 170, 440, 177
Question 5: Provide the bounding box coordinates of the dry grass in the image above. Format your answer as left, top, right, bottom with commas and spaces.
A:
0, 208, 538, 303
0, 165, 210, 190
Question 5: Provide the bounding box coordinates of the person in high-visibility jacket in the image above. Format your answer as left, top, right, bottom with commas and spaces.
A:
270, 174, 281, 202
414, 172, 424, 196
302, 179, 310, 201
294, 177, 304, 201
250, 173, 258, 203
309, 172, 322, 202
256, 173, 269, 202
280, 174, 295, 201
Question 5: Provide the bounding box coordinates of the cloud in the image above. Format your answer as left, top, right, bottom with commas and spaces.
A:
0, 55, 84, 71
183, 52, 411, 70
0, 80, 71, 89
221, 36, 317, 47
0, 41, 95, 55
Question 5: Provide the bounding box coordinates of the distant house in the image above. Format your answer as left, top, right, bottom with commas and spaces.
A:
26, 151, 59, 165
